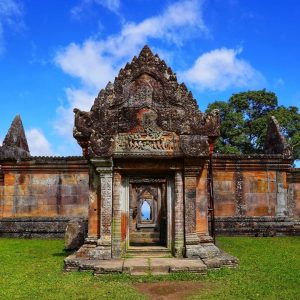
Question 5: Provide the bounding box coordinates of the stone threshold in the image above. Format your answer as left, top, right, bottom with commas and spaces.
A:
64, 253, 238, 275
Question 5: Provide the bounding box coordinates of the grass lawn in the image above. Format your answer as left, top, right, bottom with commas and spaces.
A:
0, 237, 299, 299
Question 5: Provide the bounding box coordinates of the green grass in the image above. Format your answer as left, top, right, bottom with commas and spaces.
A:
0, 237, 299, 299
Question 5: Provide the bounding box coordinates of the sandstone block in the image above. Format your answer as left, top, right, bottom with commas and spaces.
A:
64, 218, 87, 250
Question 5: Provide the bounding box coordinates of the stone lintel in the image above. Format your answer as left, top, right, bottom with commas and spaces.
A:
91, 158, 113, 173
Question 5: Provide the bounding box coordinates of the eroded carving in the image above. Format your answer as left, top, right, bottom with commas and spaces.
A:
115, 109, 179, 154
73, 45, 220, 158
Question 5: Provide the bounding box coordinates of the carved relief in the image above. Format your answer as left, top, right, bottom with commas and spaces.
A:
73, 45, 220, 158
99, 172, 113, 238
115, 108, 180, 154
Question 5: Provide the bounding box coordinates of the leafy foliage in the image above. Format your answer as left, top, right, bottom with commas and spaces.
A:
206, 89, 300, 159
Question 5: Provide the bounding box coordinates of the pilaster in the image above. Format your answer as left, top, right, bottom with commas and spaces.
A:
174, 171, 184, 257
184, 161, 219, 259
276, 171, 288, 217
86, 165, 100, 241
94, 159, 113, 259
112, 171, 122, 258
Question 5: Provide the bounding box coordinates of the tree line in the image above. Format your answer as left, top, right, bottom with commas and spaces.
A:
205, 89, 300, 160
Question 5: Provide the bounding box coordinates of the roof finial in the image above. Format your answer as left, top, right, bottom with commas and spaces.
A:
139, 45, 154, 57
0, 115, 31, 160
3, 115, 30, 152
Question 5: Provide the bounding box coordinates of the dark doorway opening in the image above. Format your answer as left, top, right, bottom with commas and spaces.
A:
129, 179, 167, 247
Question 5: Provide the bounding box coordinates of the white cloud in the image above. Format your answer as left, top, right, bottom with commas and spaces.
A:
57, 0, 207, 87
0, 0, 24, 54
26, 128, 54, 156
71, 0, 121, 19
95, 0, 120, 13
54, 88, 95, 137
55, 40, 116, 88
182, 47, 265, 91
54, 0, 208, 145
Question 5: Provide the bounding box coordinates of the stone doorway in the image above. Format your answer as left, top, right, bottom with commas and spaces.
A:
65, 45, 239, 271
129, 179, 168, 248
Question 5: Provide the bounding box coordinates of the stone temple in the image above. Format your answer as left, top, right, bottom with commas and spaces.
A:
1, 46, 299, 274
65, 45, 238, 270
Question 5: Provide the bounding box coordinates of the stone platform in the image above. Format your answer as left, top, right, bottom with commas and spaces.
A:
64, 252, 238, 275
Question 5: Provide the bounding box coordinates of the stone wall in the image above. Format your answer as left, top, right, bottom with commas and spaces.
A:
212, 155, 300, 236
0, 155, 299, 237
288, 169, 300, 219
0, 157, 89, 237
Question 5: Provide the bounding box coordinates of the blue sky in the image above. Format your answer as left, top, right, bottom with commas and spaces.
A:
0, 0, 299, 158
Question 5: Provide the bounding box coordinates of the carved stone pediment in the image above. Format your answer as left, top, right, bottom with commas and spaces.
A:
73, 45, 220, 158
114, 108, 180, 156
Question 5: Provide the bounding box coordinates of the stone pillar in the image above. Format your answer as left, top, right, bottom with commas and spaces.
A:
184, 165, 201, 257
93, 159, 113, 259
276, 171, 288, 217
112, 171, 122, 258
86, 165, 100, 241
196, 165, 209, 238
184, 162, 220, 260
184, 166, 199, 244
174, 171, 184, 257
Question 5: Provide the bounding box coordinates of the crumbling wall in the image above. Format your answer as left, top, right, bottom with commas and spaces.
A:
0, 155, 299, 237
288, 169, 300, 219
0, 157, 89, 237
212, 155, 299, 236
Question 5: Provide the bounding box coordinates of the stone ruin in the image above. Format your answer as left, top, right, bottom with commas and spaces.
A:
0, 115, 30, 160
1, 46, 298, 275
64, 45, 239, 273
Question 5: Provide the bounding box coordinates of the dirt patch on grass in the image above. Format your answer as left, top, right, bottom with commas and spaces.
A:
133, 281, 214, 300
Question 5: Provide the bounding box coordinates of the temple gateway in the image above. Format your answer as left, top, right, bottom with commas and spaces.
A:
65, 45, 238, 269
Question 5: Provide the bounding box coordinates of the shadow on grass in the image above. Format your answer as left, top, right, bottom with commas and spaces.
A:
52, 249, 74, 257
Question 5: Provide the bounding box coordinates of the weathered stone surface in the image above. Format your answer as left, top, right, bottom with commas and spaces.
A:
213, 216, 300, 236
0, 217, 73, 238
64, 256, 239, 274
73, 45, 220, 158
264, 116, 292, 158
123, 258, 149, 275
0, 158, 88, 220
0, 115, 30, 160
94, 260, 124, 274
64, 218, 87, 250
150, 258, 207, 274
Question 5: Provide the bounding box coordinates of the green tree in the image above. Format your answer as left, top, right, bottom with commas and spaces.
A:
206, 89, 300, 159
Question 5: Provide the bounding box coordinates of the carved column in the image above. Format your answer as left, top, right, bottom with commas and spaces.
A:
184, 165, 200, 250
174, 171, 184, 257
92, 159, 113, 259
86, 165, 100, 241
196, 163, 209, 238
184, 161, 219, 259
112, 171, 122, 258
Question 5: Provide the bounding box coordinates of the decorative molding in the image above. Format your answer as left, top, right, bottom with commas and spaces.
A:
129, 178, 166, 184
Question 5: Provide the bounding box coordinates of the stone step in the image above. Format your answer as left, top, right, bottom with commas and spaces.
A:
130, 239, 161, 244
130, 232, 160, 238
127, 246, 171, 258
130, 232, 161, 244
